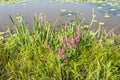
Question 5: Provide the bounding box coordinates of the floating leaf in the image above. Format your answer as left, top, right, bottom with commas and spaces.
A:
104, 13, 110, 18
97, 1, 103, 3
109, 8, 116, 11
97, 6, 103, 9
107, 3, 114, 6
67, 13, 72, 16
60, 9, 67, 12
99, 22, 105, 25
93, 20, 98, 23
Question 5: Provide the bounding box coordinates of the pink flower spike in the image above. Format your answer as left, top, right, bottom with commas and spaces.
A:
58, 49, 62, 55
61, 46, 66, 53
72, 37, 76, 44
66, 38, 72, 47
62, 54, 67, 59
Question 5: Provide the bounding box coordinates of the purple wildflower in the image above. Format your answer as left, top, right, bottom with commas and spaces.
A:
61, 54, 68, 62
72, 36, 76, 44
66, 38, 72, 47
61, 46, 66, 53
61, 54, 67, 59
58, 49, 62, 55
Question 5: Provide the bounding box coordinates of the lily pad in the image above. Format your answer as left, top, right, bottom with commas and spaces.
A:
107, 3, 114, 6
97, 6, 103, 9
99, 22, 105, 25
97, 1, 103, 3
93, 20, 98, 23
109, 8, 116, 11
104, 13, 110, 18
67, 13, 72, 16
60, 9, 67, 12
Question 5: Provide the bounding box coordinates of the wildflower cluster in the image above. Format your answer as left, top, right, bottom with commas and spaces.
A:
57, 26, 81, 63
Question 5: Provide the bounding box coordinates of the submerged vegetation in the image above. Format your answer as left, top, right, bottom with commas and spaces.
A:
0, 13, 120, 79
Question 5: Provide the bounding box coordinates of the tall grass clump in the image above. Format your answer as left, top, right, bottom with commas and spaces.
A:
0, 14, 120, 80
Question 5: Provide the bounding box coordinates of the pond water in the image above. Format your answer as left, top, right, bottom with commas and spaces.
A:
0, 0, 120, 34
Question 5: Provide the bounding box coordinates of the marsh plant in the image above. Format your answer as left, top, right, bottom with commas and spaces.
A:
0, 14, 120, 80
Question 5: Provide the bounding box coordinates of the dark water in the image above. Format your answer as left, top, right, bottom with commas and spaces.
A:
0, 0, 120, 34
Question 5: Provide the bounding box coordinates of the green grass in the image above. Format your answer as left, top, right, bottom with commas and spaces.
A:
0, 14, 120, 80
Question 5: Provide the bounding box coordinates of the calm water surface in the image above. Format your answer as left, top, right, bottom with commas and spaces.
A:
0, 0, 120, 34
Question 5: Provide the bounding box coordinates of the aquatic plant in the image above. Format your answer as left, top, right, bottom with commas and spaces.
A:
0, 0, 119, 5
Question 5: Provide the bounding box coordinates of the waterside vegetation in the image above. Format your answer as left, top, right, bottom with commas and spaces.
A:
0, 14, 120, 80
